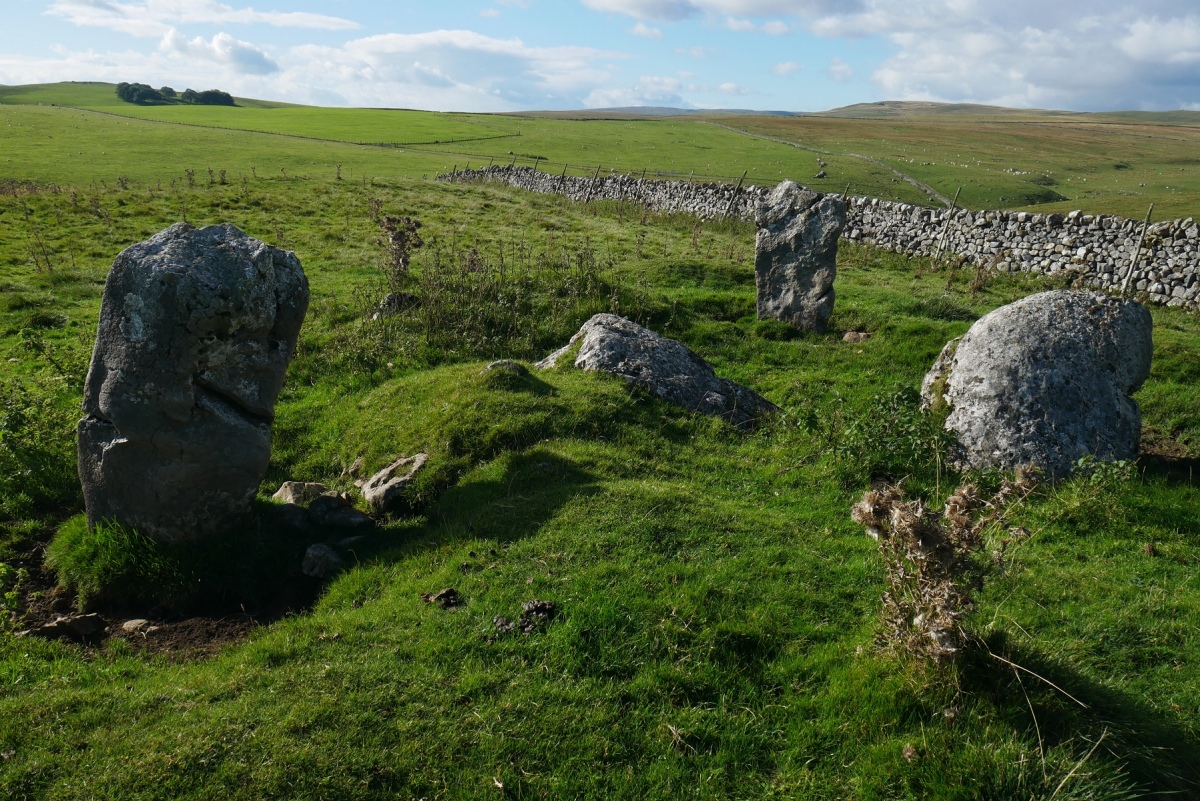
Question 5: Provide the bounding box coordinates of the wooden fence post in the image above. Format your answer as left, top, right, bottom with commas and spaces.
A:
932, 186, 963, 263
583, 164, 602, 203
1121, 203, 1155, 296
722, 170, 747, 219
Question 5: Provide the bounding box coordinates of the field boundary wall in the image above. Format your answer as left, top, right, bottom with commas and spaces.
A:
440, 165, 1200, 311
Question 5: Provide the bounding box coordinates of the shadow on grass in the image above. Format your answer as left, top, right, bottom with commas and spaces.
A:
1139, 452, 1200, 487
961, 632, 1200, 796
369, 448, 601, 565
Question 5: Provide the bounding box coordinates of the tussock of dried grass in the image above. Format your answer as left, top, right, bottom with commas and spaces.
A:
851, 467, 1038, 662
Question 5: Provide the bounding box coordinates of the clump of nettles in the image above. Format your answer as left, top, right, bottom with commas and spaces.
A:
851, 467, 1038, 662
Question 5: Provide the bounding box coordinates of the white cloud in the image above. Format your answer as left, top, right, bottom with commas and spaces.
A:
630, 21, 664, 38
583, 74, 685, 107
772, 60, 800, 75
160, 29, 278, 75
1120, 16, 1200, 64
723, 16, 789, 33
723, 17, 756, 31
827, 55, 852, 82
676, 46, 723, 57
717, 80, 751, 94
481, 8, 502, 17
581, 0, 1200, 110
581, 0, 855, 21
0, 26, 626, 112
46, 0, 359, 37
283, 30, 623, 110
817, 1, 1200, 110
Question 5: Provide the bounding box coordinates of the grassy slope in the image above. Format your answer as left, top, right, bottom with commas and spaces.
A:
11, 81, 1200, 219
1, 89, 1199, 799
0, 82, 507, 144
719, 115, 1200, 219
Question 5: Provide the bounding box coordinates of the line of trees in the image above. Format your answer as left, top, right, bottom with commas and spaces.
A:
115, 83, 235, 107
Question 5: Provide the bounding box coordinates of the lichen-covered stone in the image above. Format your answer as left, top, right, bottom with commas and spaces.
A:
920, 290, 1152, 479
78, 223, 309, 543
537, 313, 777, 428
754, 181, 846, 333
360, 454, 428, 515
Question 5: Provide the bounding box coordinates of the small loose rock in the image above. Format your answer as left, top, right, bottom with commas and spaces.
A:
272, 481, 327, 506
302, 544, 344, 578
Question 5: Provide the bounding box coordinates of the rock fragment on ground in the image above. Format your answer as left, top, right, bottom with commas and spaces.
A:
842, 331, 872, 343
272, 502, 311, 531
301, 544, 344, 578
360, 453, 428, 515
921, 290, 1152, 479
308, 493, 373, 528
486, 359, 527, 375
21, 613, 107, 643
754, 180, 846, 333
536, 313, 777, 428
272, 481, 327, 505
77, 222, 309, 543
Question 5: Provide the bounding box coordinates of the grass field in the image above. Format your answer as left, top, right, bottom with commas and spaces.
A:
7, 81, 1200, 220
1, 83, 1199, 799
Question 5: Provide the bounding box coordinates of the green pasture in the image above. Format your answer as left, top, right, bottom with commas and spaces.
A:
726, 115, 1200, 219
0, 81, 511, 146
1, 84, 1199, 799
6, 81, 1200, 220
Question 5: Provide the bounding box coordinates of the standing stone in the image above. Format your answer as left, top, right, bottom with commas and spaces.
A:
920, 290, 1152, 479
754, 180, 846, 333
78, 223, 309, 543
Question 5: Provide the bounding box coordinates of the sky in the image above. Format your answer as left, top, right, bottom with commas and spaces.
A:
2, 1, 1199, 113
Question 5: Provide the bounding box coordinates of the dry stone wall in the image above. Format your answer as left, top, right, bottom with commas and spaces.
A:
440, 166, 1200, 311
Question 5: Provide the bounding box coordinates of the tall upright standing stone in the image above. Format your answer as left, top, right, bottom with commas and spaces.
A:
78, 223, 309, 543
754, 180, 846, 333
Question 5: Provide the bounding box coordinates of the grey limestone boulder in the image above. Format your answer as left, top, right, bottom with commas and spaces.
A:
536, 313, 777, 428
78, 223, 309, 543
921, 290, 1152, 479
755, 180, 846, 333
272, 481, 327, 506
360, 453, 428, 515
301, 544, 344, 579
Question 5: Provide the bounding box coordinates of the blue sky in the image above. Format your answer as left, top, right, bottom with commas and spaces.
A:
2, 1, 1199, 112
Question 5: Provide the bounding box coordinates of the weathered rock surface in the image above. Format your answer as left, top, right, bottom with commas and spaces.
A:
272, 481, 327, 506
20, 614, 107, 643
77, 222, 309, 544
536, 313, 777, 428
754, 181, 846, 333
301, 544, 344, 579
360, 453, 428, 515
308, 493, 373, 528
272, 502, 311, 532
921, 290, 1152, 479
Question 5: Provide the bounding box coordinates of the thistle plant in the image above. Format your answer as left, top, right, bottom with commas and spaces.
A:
851, 467, 1038, 662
